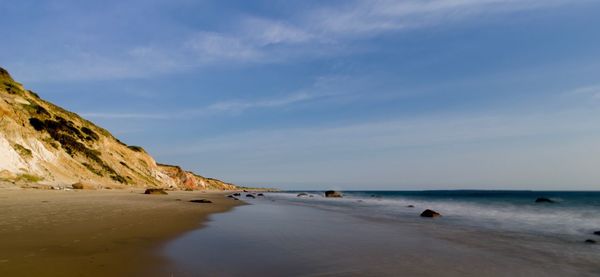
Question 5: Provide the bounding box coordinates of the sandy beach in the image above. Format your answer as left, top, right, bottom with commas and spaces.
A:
2, 187, 599, 276
0, 187, 242, 277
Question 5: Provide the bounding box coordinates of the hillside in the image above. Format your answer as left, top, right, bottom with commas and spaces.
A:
0, 67, 236, 190
157, 164, 237, 190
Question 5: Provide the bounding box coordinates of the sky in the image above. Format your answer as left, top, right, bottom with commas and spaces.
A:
2, 0, 600, 190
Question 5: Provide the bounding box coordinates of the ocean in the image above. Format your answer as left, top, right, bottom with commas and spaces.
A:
278, 190, 600, 239
163, 190, 600, 276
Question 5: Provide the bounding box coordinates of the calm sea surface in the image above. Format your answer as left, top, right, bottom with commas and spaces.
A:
163, 190, 600, 276
282, 190, 600, 237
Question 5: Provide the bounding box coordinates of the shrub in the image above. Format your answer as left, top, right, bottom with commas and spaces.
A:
13, 144, 33, 159
16, 174, 43, 183
33, 104, 50, 117
28, 90, 40, 98
110, 174, 128, 183
3, 82, 18, 94
49, 117, 85, 140
99, 163, 127, 184
42, 137, 59, 149
82, 162, 103, 176
24, 104, 50, 117
81, 127, 99, 141
29, 118, 46, 131
128, 146, 144, 152
119, 161, 131, 169
30, 117, 96, 156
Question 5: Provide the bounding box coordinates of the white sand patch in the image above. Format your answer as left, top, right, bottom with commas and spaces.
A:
22, 138, 57, 163
0, 134, 27, 173
11, 138, 58, 175
14, 97, 30, 105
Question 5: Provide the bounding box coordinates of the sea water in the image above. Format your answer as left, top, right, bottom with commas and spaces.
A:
276, 190, 600, 239
163, 191, 600, 276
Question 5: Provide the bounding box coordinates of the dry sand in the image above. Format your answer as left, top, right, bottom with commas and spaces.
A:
0, 187, 242, 276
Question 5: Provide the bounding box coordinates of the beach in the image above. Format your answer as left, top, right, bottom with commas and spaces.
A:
2, 189, 599, 276
0, 187, 241, 277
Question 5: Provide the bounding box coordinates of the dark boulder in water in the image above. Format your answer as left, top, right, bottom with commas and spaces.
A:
257, 193, 264, 197
246, 194, 256, 198
535, 197, 555, 203
593, 231, 600, 236
297, 193, 308, 197
420, 209, 441, 218
325, 190, 343, 198
584, 239, 596, 244
406, 205, 415, 208
190, 199, 212, 204
233, 193, 241, 196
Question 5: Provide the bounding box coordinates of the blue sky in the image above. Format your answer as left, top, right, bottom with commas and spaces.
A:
2, 0, 600, 190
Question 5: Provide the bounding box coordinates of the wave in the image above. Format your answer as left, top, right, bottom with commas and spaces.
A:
269, 191, 600, 238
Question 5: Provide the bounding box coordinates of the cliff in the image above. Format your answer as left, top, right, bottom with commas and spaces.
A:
0, 67, 236, 190
157, 164, 237, 191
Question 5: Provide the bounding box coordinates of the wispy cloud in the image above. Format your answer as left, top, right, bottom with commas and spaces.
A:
182, 17, 329, 66
239, 17, 316, 46
185, 32, 264, 64
179, 0, 576, 66
6, 0, 579, 82
80, 73, 355, 120
207, 93, 313, 113
564, 84, 600, 100
307, 0, 575, 37
81, 90, 331, 120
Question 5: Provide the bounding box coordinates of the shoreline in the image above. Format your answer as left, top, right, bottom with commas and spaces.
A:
164, 194, 600, 276
0, 187, 243, 276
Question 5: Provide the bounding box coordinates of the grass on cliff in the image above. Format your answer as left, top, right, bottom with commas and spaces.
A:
16, 174, 43, 183
1, 69, 25, 96
29, 116, 128, 184
12, 144, 33, 159
22, 103, 51, 118
3, 81, 19, 95
128, 145, 145, 152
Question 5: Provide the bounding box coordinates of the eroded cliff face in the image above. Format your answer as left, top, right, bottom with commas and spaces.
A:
0, 67, 236, 190
157, 164, 237, 191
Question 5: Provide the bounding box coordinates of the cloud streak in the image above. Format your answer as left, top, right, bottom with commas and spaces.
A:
178, 0, 578, 67
206, 93, 313, 113
5, 0, 579, 82
81, 90, 329, 119
308, 0, 575, 37
565, 84, 600, 100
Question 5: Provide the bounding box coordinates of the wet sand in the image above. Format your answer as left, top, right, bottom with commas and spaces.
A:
0, 187, 242, 276
165, 196, 600, 276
